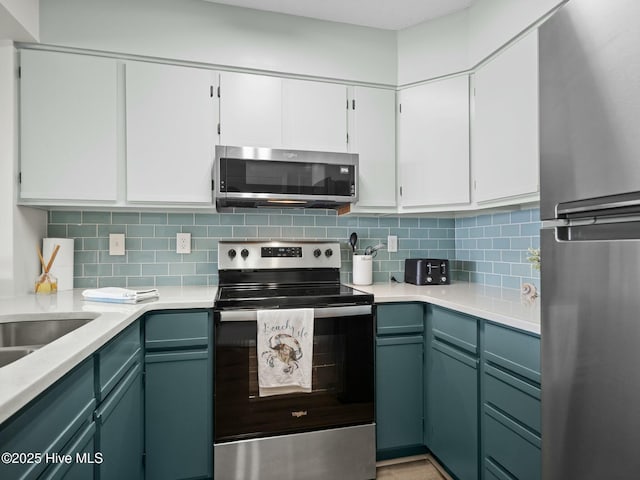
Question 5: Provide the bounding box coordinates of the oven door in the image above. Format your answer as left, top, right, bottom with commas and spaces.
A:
214, 305, 374, 443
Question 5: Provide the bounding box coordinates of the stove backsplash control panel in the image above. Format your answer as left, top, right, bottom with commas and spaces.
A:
218, 241, 341, 270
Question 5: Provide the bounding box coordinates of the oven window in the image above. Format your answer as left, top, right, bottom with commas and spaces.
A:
214, 313, 374, 443
219, 158, 355, 197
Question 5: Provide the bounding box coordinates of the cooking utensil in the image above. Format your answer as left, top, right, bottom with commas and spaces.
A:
349, 232, 358, 252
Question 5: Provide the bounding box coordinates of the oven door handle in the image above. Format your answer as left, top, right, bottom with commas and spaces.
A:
217, 305, 372, 322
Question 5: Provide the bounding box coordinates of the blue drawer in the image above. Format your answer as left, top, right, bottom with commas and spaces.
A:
376, 303, 424, 336
145, 311, 209, 350
484, 364, 541, 435
484, 406, 541, 480
484, 323, 540, 384
430, 304, 478, 355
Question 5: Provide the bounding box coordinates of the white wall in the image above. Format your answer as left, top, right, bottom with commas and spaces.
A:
397, 9, 469, 86
0, 42, 46, 297
468, 0, 567, 65
39, 0, 397, 85
397, 0, 567, 85
0, 0, 38, 41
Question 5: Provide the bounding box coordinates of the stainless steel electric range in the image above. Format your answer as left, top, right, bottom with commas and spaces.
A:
213, 241, 375, 480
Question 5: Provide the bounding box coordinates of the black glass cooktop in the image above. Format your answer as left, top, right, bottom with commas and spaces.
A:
215, 283, 373, 309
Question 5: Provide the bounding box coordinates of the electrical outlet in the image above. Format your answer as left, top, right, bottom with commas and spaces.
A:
387, 235, 398, 253
176, 233, 191, 254
109, 233, 125, 256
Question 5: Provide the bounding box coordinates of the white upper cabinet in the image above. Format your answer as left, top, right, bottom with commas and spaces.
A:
19, 50, 118, 202
472, 31, 539, 204
282, 79, 348, 152
125, 61, 217, 203
219, 72, 282, 148
398, 75, 470, 209
348, 86, 396, 210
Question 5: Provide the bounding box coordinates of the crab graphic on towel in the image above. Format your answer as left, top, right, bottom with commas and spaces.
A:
262, 333, 303, 374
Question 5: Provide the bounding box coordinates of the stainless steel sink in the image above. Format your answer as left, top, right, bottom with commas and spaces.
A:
0, 347, 38, 368
0, 314, 98, 368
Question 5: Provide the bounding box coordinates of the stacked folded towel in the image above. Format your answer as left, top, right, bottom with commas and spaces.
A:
82, 287, 159, 304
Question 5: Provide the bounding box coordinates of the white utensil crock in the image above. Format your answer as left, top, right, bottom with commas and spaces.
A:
352, 254, 373, 285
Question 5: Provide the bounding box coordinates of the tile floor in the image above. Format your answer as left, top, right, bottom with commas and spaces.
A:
376, 456, 451, 480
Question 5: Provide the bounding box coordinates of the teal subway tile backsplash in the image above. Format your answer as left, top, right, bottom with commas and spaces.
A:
49, 208, 455, 288
48, 206, 539, 290
453, 208, 540, 290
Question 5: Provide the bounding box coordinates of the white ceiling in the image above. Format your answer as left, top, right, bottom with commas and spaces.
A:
202, 0, 476, 30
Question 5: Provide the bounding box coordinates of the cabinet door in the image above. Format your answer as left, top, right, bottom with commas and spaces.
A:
0, 359, 95, 480
282, 79, 348, 152
473, 31, 539, 203
19, 50, 117, 201
349, 87, 396, 209
398, 76, 470, 208
145, 350, 211, 480
376, 336, 424, 455
95, 363, 143, 480
219, 72, 282, 148
40, 422, 96, 480
125, 61, 217, 203
428, 341, 478, 480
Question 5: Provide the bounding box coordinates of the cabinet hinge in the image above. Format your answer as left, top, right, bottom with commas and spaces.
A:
217, 123, 221, 135
217, 86, 220, 98
352, 99, 356, 110
18, 172, 21, 184
399, 103, 402, 114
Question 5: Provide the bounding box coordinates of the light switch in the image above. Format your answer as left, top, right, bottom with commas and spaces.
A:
109, 233, 125, 256
387, 235, 398, 253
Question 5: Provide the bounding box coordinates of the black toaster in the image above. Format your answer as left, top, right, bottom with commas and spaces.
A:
404, 259, 450, 285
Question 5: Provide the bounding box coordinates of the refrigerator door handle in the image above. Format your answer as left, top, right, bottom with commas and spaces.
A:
556, 191, 640, 218
556, 219, 640, 242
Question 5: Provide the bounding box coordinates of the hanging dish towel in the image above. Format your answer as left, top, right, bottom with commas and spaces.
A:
82, 287, 159, 304
257, 308, 314, 397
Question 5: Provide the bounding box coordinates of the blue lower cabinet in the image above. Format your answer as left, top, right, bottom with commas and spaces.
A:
95, 363, 144, 480
376, 335, 424, 458
482, 322, 541, 480
428, 340, 478, 480
0, 359, 95, 480
375, 303, 426, 460
145, 350, 211, 480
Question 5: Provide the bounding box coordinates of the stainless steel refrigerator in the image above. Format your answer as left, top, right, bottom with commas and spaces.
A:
540, 0, 640, 478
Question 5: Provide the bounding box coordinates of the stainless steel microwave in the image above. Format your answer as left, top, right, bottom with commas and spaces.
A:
213, 146, 359, 210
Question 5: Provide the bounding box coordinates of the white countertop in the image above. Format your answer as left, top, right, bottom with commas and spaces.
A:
349, 281, 540, 335
0, 282, 539, 424
0, 287, 217, 424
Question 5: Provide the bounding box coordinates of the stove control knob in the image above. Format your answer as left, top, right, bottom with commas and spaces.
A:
441, 276, 447, 283
313, 248, 322, 258
426, 276, 433, 283
228, 249, 236, 259
241, 248, 249, 259
325, 248, 333, 258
